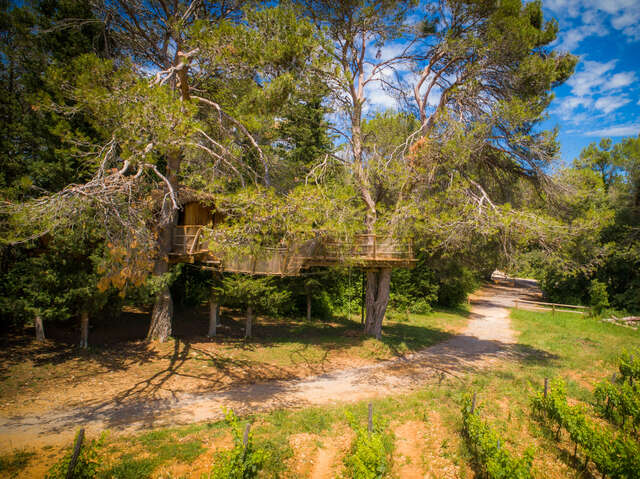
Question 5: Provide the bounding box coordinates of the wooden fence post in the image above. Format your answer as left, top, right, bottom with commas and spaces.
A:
66, 428, 85, 479
515, 300, 519, 310
552, 304, 556, 317
243, 423, 251, 449
544, 378, 549, 398
368, 402, 373, 433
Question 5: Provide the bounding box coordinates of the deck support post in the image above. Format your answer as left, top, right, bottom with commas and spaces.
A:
80, 311, 89, 349
208, 292, 219, 337
245, 306, 253, 339
361, 270, 366, 325
35, 314, 45, 341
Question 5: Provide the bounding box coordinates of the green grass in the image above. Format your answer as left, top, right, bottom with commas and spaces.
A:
0, 450, 35, 478
98, 454, 158, 479
212, 307, 469, 368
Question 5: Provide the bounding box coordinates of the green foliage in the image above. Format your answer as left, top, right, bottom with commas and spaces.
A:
594, 350, 640, 433
209, 410, 269, 479
522, 134, 640, 314
589, 279, 610, 316
342, 411, 394, 479
0, 0, 107, 200
435, 263, 479, 308
531, 378, 640, 478
45, 431, 105, 479
390, 251, 481, 312
0, 223, 118, 330
594, 379, 640, 433
170, 265, 215, 309
461, 397, 534, 479
218, 274, 291, 316
574, 138, 621, 192
619, 349, 640, 382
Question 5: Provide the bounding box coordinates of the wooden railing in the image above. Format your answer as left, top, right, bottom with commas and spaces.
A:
514, 299, 590, 316
171, 226, 415, 272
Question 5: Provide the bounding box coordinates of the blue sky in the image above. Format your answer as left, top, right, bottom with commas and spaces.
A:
541, 0, 640, 162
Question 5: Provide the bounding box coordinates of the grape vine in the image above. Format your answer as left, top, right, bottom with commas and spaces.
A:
531, 378, 640, 479
461, 396, 534, 479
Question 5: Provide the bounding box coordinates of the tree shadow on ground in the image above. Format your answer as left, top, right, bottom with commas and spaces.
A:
510, 344, 560, 365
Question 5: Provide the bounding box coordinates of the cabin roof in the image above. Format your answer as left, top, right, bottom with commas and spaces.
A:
178, 187, 216, 206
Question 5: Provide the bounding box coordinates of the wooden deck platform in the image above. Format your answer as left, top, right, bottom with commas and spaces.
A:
169, 226, 416, 274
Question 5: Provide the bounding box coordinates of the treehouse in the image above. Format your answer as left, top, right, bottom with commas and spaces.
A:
170, 193, 416, 275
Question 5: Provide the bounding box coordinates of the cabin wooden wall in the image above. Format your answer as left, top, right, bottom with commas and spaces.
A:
180, 202, 213, 226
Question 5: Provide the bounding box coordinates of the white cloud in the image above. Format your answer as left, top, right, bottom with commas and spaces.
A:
365, 81, 398, 111
556, 21, 607, 52
567, 60, 617, 96
594, 95, 631, 113
376, 42, 410, 62
554, 95, 592, 118
591, 0, 639, 15
584, 123, 640, 136
546, 0, 640, 43
552, 59, 636, 121
611, 9, 640, 28
607, 72, 637, 90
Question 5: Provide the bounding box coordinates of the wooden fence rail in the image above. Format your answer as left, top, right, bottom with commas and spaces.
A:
514, 299, 590, 316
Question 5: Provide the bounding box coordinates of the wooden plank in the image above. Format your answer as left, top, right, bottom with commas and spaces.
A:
516, 299, 588, 309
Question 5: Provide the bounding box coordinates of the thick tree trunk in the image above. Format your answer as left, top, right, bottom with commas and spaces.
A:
80, 311, 89, 349
306, 292, 312, 321
148, 153, 180, 342
34, 315, 45, 342
363, 268, 392, 339
208, 293, 219, 337
245, 306, 253, 339
148, 285, 173, 342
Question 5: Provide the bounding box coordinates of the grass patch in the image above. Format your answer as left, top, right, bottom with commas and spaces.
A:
98, 454, 158, 479
0, 450, 35, 478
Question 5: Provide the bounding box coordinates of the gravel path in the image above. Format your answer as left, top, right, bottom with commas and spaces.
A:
0, 280, 537, 451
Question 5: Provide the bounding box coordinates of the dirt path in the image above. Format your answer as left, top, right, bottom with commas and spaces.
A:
0, 281, 536, 452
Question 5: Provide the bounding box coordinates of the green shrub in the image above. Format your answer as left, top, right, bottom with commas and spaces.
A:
589, 279, 610, 316
462, 398, 533, 479
532, 378, 640, 478
218, 275, 291, 317
45, 431, 105, 479
209, 410, 269, 479
343, 410, 394, 479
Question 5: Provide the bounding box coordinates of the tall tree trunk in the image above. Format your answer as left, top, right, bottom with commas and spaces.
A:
148, 46, 191, 342
34, 314, 45, 342
208, 292, 219, 337
80, 311, 89, 349
363, 268, 392, 339
245, 306, 253, 339
306, 292, 312, 321
148, 285, 173, 342
148, 153, 180, 342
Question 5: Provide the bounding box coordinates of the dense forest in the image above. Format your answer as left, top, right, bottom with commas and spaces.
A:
1, 0, 638, 348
